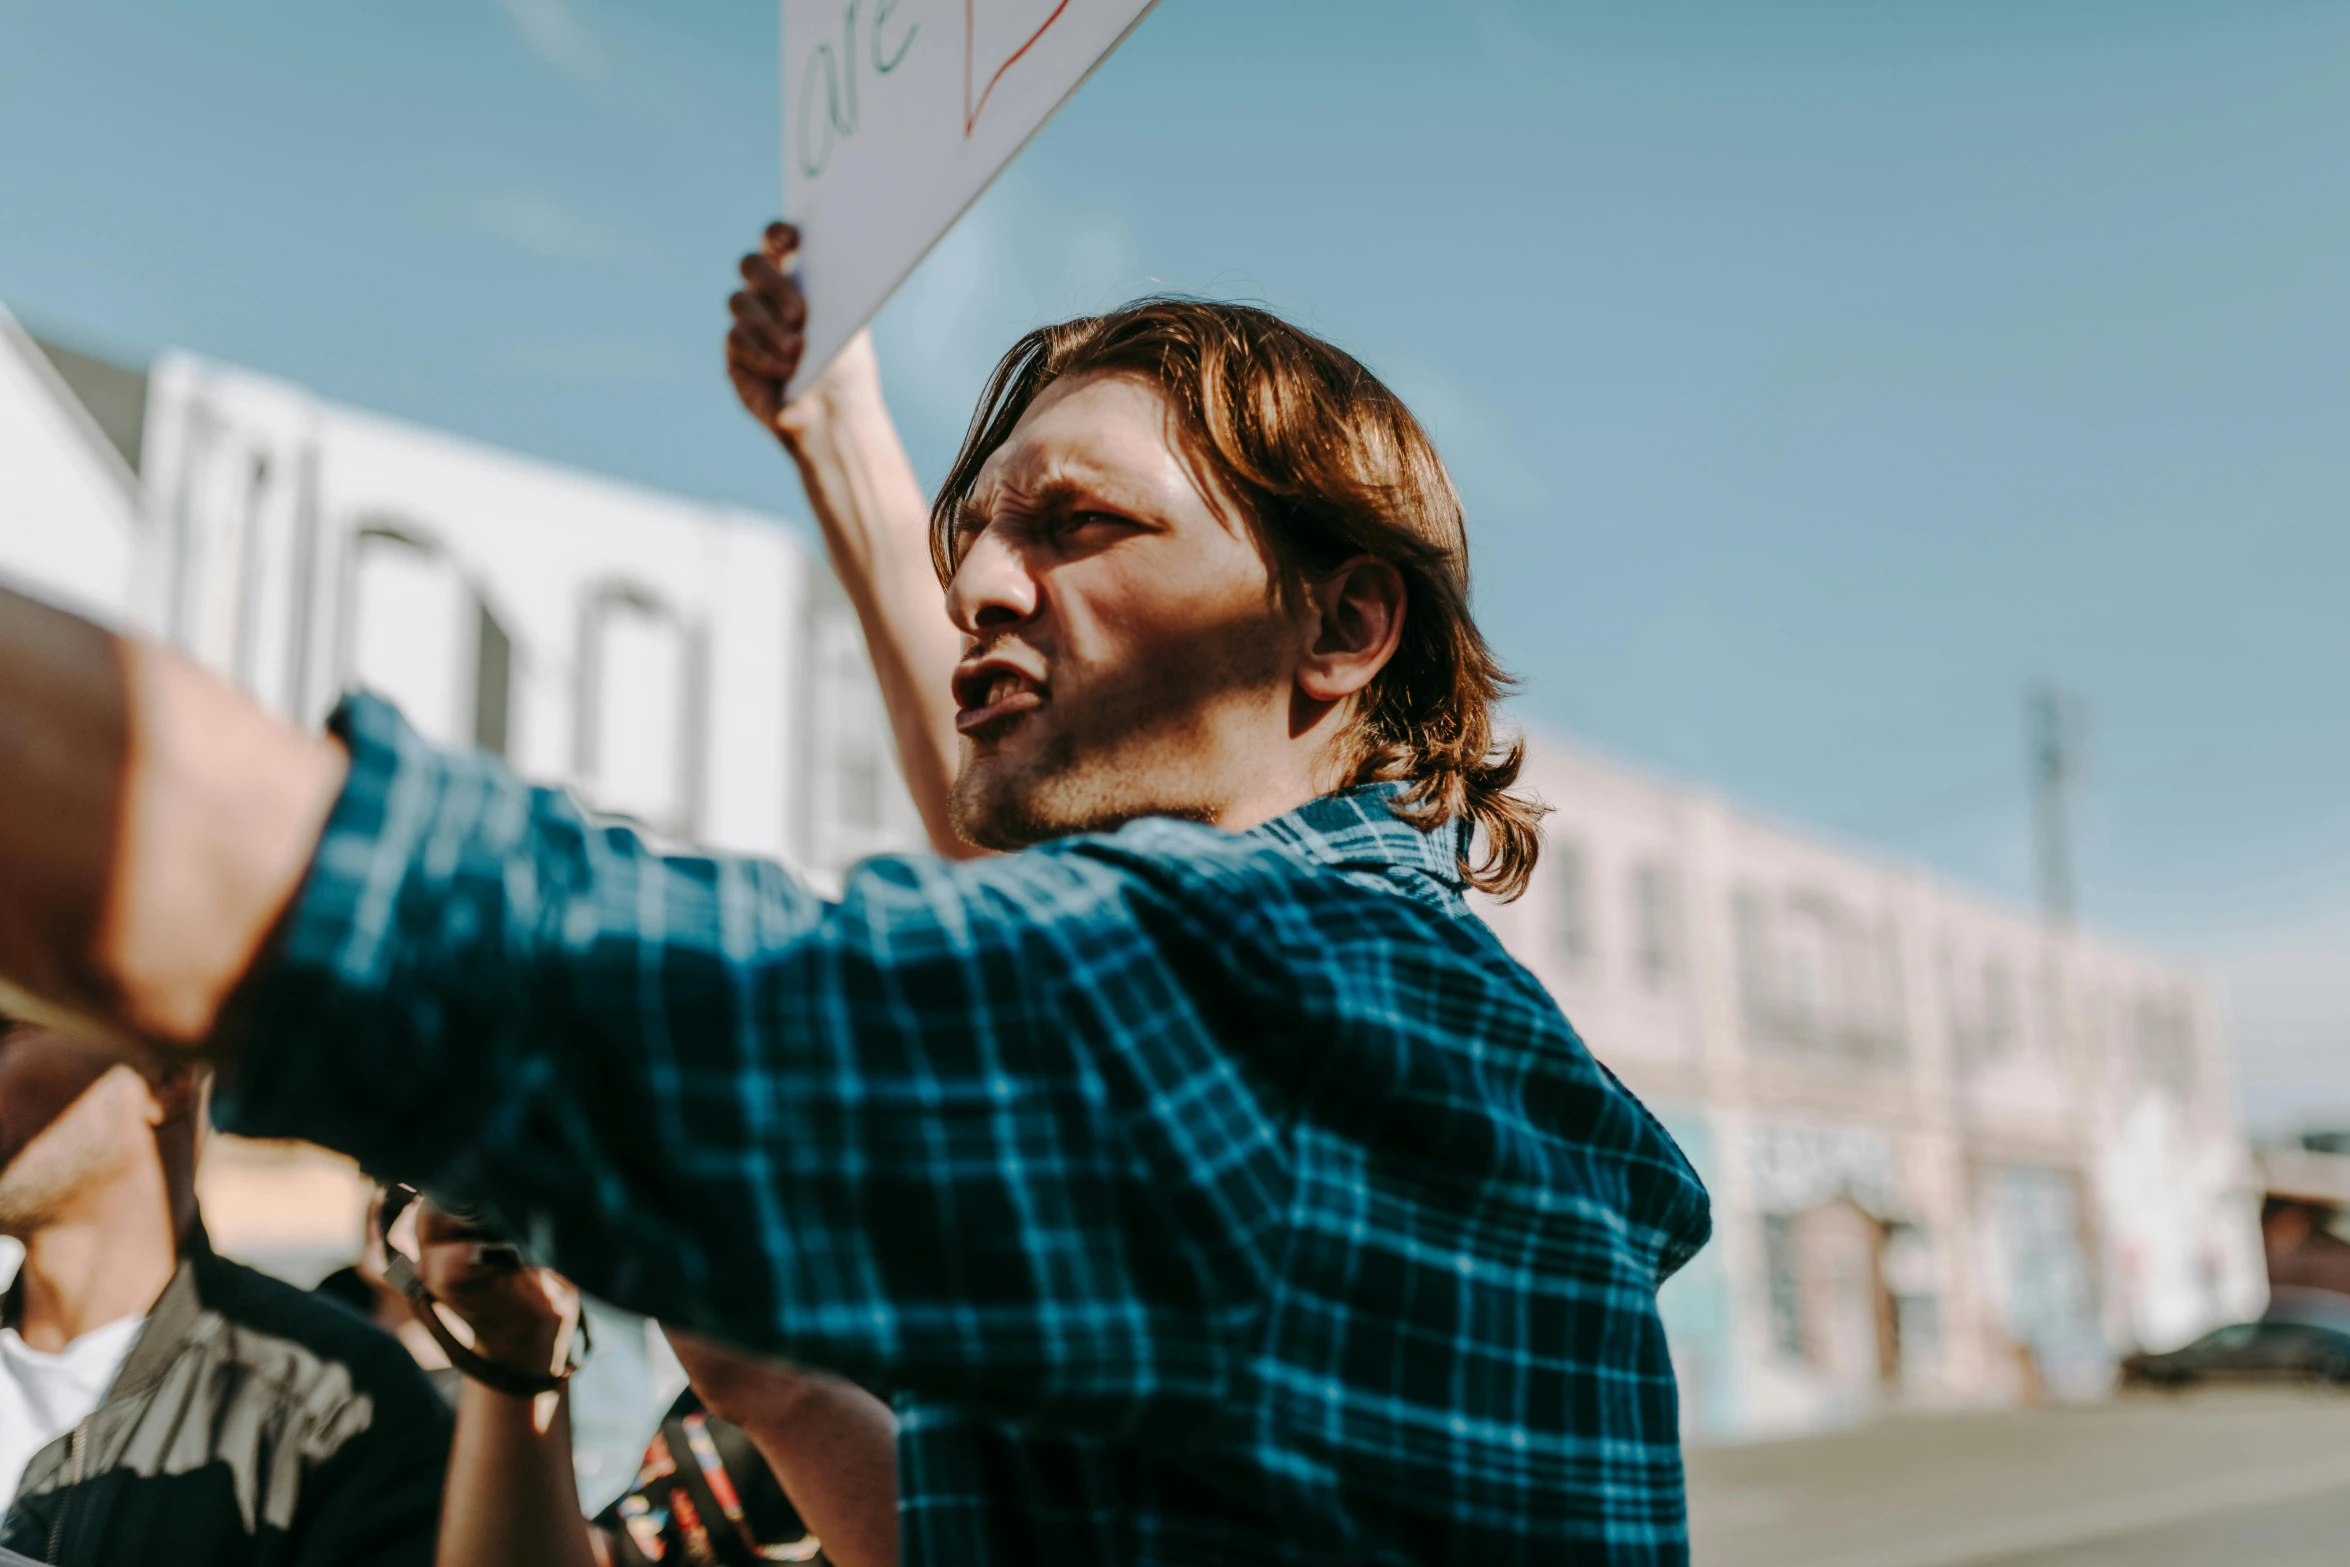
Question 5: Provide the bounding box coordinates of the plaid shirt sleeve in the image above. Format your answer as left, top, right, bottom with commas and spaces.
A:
218, 695, 1297, 1430
220, 696, 1711, 1561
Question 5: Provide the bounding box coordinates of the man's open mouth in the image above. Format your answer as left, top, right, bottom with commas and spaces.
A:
953, 663, 1047, 735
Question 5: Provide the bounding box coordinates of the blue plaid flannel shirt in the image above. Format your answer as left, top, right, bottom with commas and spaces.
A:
217, 696, 1711, 1564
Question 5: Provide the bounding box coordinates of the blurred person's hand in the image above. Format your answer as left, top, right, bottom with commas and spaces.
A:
727, 222, 882, 458
414, 1199, 580, 1381
722, 219, 971, 861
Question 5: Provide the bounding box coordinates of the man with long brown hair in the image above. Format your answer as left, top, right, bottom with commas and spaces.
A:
0, 227, 1708, 1563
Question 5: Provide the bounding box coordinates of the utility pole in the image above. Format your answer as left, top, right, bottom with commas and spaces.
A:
2028, 683, 2082, 927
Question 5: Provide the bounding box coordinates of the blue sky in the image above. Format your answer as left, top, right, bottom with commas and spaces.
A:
2, 1, 2344, 1124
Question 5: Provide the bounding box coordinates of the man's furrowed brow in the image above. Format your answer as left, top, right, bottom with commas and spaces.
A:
949, 494, 993, 546
1007, 475, 1095, 515
993, 472, 1132, 523
956, 480, 1060, 546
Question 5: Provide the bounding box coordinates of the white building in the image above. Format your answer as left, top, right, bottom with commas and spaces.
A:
1, 304, 918, 881
0, 306, 920, 1504
0, 305, 143, 623
0, 307, 2263, 1449
144, 351, 923, 875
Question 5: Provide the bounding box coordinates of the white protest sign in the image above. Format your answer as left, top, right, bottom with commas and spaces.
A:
781, 0, 1159, 396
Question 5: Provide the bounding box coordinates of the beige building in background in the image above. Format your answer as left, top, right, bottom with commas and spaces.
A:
1479, 738, 2265, 1439
1, 303, 2263, 1450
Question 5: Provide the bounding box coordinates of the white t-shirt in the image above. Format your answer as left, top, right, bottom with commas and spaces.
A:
0, 1314, 147, 1511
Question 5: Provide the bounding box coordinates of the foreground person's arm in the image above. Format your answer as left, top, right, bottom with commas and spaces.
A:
729, 224, 972, 857
666, 1331, 899, 1567
0, 584, 343, 1047
210, 692, 1288, 1435
418, 1204, 599, 1567
0, 586, 1269, 1428
440, 1381, 598, 1567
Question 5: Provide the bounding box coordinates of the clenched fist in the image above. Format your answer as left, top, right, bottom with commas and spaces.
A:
414, 1198, 580, 1381
727, 221, 810, 435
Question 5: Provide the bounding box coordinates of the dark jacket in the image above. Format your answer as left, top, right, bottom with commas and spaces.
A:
0, 1229, 451, 1566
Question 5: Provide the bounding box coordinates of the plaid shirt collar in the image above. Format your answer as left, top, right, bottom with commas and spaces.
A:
1242, 783, 1471, 907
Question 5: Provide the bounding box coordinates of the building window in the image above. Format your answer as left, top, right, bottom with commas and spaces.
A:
1738, 886, 1906, 1064
1764, 1214, 1805, 1359
345, 525, 470, 748
343, 521, 514, 759
1779, 896, 1834, 1044
1631, 859, 1679, 991
1550, 840, 1592, 974
1837, 913, 1906, 1061
1981, 957, 2019, 1061
806, 605, 911, 866
473, 601, 513, 758
1734, 888, 1774, 1030
2132, 992, 2196, 1098
575, 583, 701, 836
837, 752, 883, 830
1940, 946, 1973, 1066
1870, 915, 1907, 1054
1946, 948, 2026, 1072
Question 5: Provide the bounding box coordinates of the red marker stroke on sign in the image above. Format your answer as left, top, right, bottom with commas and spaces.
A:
966, 0, 1072, 135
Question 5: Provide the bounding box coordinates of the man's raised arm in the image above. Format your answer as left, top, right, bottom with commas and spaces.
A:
0, 583, 343, 1047
727, 223, 975, 858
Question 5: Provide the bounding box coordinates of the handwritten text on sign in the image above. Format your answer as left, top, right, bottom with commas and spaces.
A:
781, 0, 1158, 397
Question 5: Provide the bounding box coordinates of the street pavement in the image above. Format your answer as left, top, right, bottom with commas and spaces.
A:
1686, 1388, 2350, 1566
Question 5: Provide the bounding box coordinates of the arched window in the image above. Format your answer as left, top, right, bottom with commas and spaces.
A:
340, 521, 515, 757
169, 417, 275, 676
804, 603, 912, 869
343, 524, 469, 747
1630, 858, 1681, 992
574, 582, 702, 836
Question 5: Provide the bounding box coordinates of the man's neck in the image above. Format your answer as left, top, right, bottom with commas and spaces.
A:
12, 1180, 182, 1354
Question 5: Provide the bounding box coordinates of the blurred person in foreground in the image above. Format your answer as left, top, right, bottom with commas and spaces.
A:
0, 1017, 450, 1564
0, 225, 1711, 1562
407, 1199, 896, 1567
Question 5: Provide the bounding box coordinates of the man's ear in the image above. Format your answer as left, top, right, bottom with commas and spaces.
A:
1296, 556, 1407, 704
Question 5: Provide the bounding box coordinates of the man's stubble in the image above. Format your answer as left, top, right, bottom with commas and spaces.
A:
947, 609, 1291, 851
